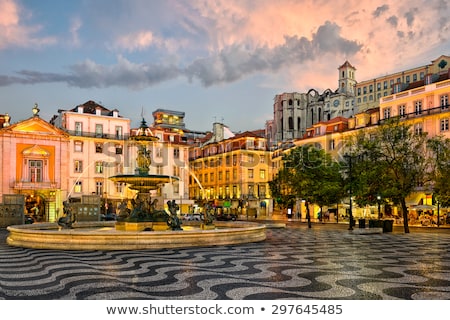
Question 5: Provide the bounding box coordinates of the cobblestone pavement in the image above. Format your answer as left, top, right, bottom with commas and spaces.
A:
0, 223, 449, 300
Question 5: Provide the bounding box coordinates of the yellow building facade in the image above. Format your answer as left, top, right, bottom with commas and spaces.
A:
189, 127, 273, 218
356, 55, 450, 113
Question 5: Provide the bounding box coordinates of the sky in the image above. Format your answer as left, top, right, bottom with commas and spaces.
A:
0, 0, 449, 132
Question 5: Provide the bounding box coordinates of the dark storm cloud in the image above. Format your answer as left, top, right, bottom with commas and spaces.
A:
373, 4, 389, 18
67, 58, 181, 89
186, 21, 361, 86
0, 22, 361, 89
386, 16, 398, 27
404, 8, 418, 27
313, 21, 361, 54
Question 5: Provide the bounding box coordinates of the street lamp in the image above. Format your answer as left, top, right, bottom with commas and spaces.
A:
437, 199, 440, 227
344, 154, 354, 230
377, 195, 381, 219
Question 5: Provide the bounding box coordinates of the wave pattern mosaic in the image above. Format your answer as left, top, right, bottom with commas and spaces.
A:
1, 226, 449, 300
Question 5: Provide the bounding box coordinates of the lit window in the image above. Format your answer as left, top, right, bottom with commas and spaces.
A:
74, 181, 82, 193
259, 169, 265, 179
95, 161, 103, 174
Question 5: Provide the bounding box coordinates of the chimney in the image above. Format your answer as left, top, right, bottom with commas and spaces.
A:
213, 122, 224, 142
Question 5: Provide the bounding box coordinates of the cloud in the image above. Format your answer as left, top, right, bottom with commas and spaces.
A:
0, 0, 56, 49
69, 17, 82, 47
372, 4, 389, 18
386, 15, 398, 27
404, 8, 418, 27
1, 0, 449, 95
186, 21, 362, 86
115, 31, 156, 52
0, 0, 19, 26
0, 21, 361, 89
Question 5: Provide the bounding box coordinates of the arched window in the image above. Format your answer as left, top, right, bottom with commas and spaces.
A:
288, 117, 294, 130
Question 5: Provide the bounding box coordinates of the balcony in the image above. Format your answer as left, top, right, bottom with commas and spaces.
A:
13, 181, 60, 190
65, 130, 130, 140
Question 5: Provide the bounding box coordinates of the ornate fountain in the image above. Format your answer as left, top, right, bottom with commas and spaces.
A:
109, 118, 184, 231
6, 118, 266, 250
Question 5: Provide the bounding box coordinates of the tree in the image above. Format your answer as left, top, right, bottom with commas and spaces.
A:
272, 145, 345, 227
268, 169, 296, 211
346, 118, 428, 233
427, 136, 450, 208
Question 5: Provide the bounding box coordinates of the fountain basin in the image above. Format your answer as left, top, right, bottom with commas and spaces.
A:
6, 221, 266, 250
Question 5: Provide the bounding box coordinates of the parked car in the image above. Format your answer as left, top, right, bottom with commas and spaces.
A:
216, 213, 237, 221
183, 213, 203, 221
101, 213, 117, 221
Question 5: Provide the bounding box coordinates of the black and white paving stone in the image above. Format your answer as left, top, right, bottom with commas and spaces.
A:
0, 223, 449, 300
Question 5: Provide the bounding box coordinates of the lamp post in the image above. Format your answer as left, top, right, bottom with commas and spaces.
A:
437, 199, 440, 227
344, 154, 354, 230
377, 195, 381, 219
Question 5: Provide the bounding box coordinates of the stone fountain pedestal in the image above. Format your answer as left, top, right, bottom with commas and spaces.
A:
201, 223, 216, 230
115, 221, 170, 232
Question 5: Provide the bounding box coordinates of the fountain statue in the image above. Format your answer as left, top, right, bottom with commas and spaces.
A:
57, 200, 76, 229
109, 118, 182, 231
201, 202, 215, 229
166, 200, 183, 230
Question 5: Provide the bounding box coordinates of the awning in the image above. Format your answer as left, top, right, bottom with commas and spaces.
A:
411, 205, 436, 210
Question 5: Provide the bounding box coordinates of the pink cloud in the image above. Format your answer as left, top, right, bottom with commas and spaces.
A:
189, 0, 449, 88
0, 0, 55, 49
0, 0, 19, 26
